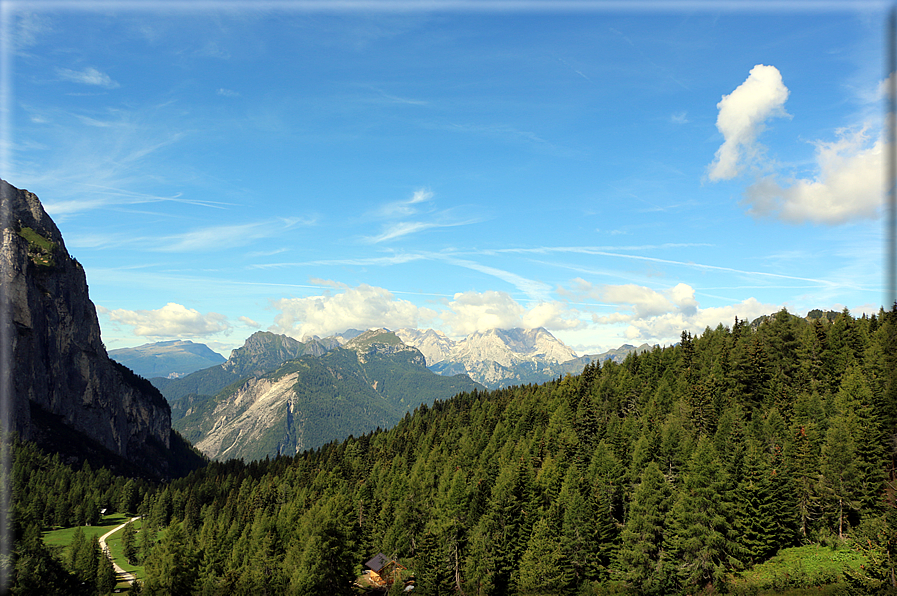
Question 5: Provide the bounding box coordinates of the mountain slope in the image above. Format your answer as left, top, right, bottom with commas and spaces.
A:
109, 339, 225, 379
152, 331, 332, 400
1, 179, 202, 478
169, 329, 483, 461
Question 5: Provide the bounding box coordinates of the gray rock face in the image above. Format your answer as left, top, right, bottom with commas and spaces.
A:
1, 180, 171, 471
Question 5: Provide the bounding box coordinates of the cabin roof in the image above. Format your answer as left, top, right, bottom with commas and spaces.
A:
365, 553, 389, 572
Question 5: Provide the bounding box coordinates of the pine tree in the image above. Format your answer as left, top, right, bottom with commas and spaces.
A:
665, 438, 742, 592
119, 521, 136, 565
617, 461, 673, 595
97, 547, 116, 595
143, 520, 198, 595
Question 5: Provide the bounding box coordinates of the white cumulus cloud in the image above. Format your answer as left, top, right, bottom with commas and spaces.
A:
269, 285, 580, 340
742, 125, 883, 224
269, 284, 434, 339
441, 290, 580, 336
570, 279, 776, 345
708, 64, 790, 181
109, 303, 230, 337
618, 298, 776, 343
238, 316, 261, 328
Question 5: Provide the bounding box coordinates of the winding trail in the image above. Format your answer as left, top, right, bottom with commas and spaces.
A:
98, 516, 141, 585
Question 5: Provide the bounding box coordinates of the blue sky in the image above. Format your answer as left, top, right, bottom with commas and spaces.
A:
2, 1, 891, 357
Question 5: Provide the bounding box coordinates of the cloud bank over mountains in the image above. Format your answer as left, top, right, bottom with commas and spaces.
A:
103, 280, 778, 353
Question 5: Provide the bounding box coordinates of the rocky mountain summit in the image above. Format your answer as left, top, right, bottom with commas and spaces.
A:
1, 179, 198, 477
394, 327, 577, 388
394, 327, 655, 388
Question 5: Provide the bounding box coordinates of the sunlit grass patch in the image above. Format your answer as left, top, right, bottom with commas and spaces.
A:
42, 513, 130, 550
730, 543, 866, 595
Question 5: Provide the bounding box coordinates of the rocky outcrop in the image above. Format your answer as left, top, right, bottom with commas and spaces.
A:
223, 331, 330, 377
1, 180, 174, 476
393, 328, 454, 366
345, 328, 425, 365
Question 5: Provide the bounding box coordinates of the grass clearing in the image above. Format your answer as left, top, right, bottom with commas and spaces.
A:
42, 513, 131, 550
43, 513, 148, 592
730, 543, 866, 595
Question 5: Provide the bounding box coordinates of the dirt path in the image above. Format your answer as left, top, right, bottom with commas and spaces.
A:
98, 516, 140, 585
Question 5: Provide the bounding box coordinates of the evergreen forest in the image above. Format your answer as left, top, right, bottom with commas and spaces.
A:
6, 308, 897, 595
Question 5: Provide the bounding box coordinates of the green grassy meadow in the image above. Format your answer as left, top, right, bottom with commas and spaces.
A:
729, 543, 867, 595
42, 513, 148, 591
41, 513, 130, 549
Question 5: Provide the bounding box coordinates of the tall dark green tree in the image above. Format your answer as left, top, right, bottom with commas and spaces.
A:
121, 521, 137, 565
143, 520, 198, 595
617, 461, 673, 595
665, 438, 742, 592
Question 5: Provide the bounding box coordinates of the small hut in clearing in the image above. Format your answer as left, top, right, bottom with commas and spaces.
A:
356, 553, 413, 592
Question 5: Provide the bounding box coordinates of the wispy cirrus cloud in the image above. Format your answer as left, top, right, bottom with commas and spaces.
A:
363, 188, 483, 243
369, 87, 428, 105
56, 66, 120, 89
365, 219, 479, 243
486, 245, 837, 287
42, 183, 230, 218
376, 188, 433, 217
159, 217, 314, 252
437, 255, 553, 302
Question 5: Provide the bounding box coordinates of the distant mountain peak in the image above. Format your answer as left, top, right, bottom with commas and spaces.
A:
109, 339, 225, 379
344, 328, 402, 349
396, 326, 579, 387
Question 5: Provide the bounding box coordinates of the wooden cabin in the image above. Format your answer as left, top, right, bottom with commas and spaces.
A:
356, 553, 413, 592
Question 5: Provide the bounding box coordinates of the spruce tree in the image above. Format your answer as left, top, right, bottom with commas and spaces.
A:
97, 548, 116, 595
736, 441, 777, 563
517, 508, 567, 593
665, 438, 742, 592
617, 461, 672, 595
121, 521, 137, 564
143, 519, 198, 595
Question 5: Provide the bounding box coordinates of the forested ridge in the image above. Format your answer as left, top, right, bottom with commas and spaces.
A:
7, 308, 897, 595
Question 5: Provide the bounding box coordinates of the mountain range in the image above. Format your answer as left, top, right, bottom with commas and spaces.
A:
142, 325, 653, 392
155, 329, 483, 461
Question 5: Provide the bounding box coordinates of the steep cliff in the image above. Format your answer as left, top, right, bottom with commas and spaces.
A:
1, 179, 187, 478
